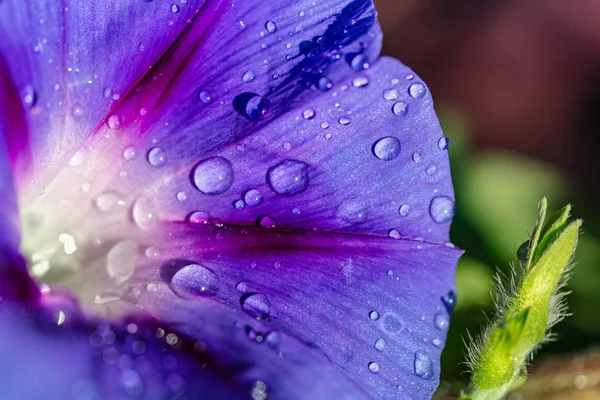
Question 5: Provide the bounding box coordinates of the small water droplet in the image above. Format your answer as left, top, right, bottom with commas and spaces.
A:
145, 246, 160, 259
95, 192, 120, 212
352, 76, 369, 88
244, 189, 263, 207
374, 338, 386, 351
188, 211, 211, 224
383, 88, 400, 101
399, 203, 411, 217
21, 85, 36, 107
258, 215, 278, 229
350, 54, 369, 71
234, 199, 246, 210
71, 104, 84, 117
170, 4, 180, 13
429, 196, 455, 224
318, 77, 332, 91
123, 146, 136, 161
409, 83, 426, 99
388, 229, 401, 239
432, 338, 442, 348
132, 197, 157, 230
442, 290, 457, 313
235, 93, 270, 120
267, 159, 309, 197
241, 293, 270, 319
438, 137, 451, 150
338, 116, 351, 125
176, 191, 187, 202
426, 164, 437, 176
265, 331, 281, 349
106, 240, 138, 282
242, 70, 255, 83
373, 137, 401, 161
170, 264, 219, 298
412, 152, 421, 163
336, 200, 368, 223
107, 114, 124, 130
292, 207, 301, 215
302, 108, 315, 119
369, 310, 380, 321
434, 313, 449, 331
147, 147, 167, 167
199, 91, 212, 104
392, 101, 408, 117
265, 20, 277, 33
368, 362, 380, 374
192, 157, 234, 195
414, 351, 433, 379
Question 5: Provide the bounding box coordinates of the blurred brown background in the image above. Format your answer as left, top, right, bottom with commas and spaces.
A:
373, 1, 600, 397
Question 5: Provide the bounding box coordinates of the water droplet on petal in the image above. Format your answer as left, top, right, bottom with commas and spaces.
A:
132, 197, 157, 230
369, 310, 380, 321
292, 207, 301, 215
318, 77, 332, 91
412, 152, 421, 163
234, 199, 246, 210
145, 246, 160, 259
350, 54, 369, 71
95, 192, 120, 212
426, 164, 437, 176
193, 157, 234, 195
265, 331, 281, 349
235, 93, 270, 120
123, 146, 137, 161
442, 290, 457, 313
21, 85, 36, 107
258, 215, 278, 229
265, 20, 277, 33
374, 338, 386, 351
388, 229, 401, 239
176, 191, 187, 202
107, 114, 124, 130
170, 264, 219, 298
338, 116, 351, 125
199, 91, 213, 104
244, 189, 263, 207
106, 240, 138, 282
434, 313, 449, 331
438, 137, 451, 150
368, 362, 380, 374
147, 147, 167, 167
399, 203, 411, 217
336, 200, 368, 223
409, 83, 426, 99
383, 88, 400, 101
432, 338, 442, 348
71, 104, 84, 117
414, 351, 433, 379
241, 293, 270, 319
242, 70, 255, 83
266, 159, 309, 197
170, 4, 180, 13
352, 76, 369, 88
392, 101, 408, 116
373, 137, 401, 161
429, 196, 455, 224
302, 108, 315, 119
188, 210, 211, 224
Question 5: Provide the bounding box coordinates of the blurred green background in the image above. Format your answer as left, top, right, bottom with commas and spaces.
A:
372, 1, 600, 397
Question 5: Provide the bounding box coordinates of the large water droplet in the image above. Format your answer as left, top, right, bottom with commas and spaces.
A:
199, 90, 213, 104
409, 83, 426, 99
170, 264, 219, 298
240, 293, 270, 319
429, 196, 455, 224
107, 114, 124, 130
392, 101, 408, 117
336, 200, 368, 223
373, 137, 401, 161
244, 189, 263, 207
147, 147, 167, 167
414, 351, 433, 379
267, 159, 309, 196
192, 157, 234, 195
132, 197, 157, 230
434, 313, 449, 331
106, 240, 138, 282
265, 20, 277, 33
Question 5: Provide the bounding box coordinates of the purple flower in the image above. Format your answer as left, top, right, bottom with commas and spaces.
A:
0, 0, 461, 399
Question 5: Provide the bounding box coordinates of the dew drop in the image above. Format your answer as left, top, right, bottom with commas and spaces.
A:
170, 264, 219, 298
266, 159, 309, 196
388, 229, 401, 239
320, 122, 329, 129
235, 93, 270, 120
409, 83, 426, 99
292, 207, 301, 215
241, 293, 270, 319
147, 147, 167, 167
399, 203, 411, 217
132, 197, 157, 230
265, 331, 281, 349
438, 137, 451, 150
192, 157, 234, 195
123, 146, 136, 161
71, 104, 84, 117
432, 338, 442, 348
176, 191, 187, 202
426, 164, 437, 176
318, 77, 332, 91
107, 114, 124, 130
350, 54, 369, 71
442, 290, 457, 313
374, 338, 386, 351
368, 362, 380, 374
106, 240, 138, 282
188, 210, 211, 224
258, 215, 278, 229
199, 91, 213, 104
234, 199, 246, 210
382, 88, 400, 101
95, 192, 120, 212
336, 200, 368, 223
145, 246, 160, 259
414, 351, 433, 380
338, 116, 351, 125
265, 20, 277, 33
170, 4, 180, 13
302, 108, 315, 120
242, 70, 255, 83
429, 196, 455, 224
21, 85, 36, 107
236, 281, 250, 293
352, 76, 369, 88
412, 152, 422, 163
372, 137, 401, 161
244, 189, 263, 207
369, 310, 380, 321
392, 101, 408, 117
434, 313, 449, 331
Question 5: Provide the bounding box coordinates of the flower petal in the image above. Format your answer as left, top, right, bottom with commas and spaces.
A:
122, 222, 461, 399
